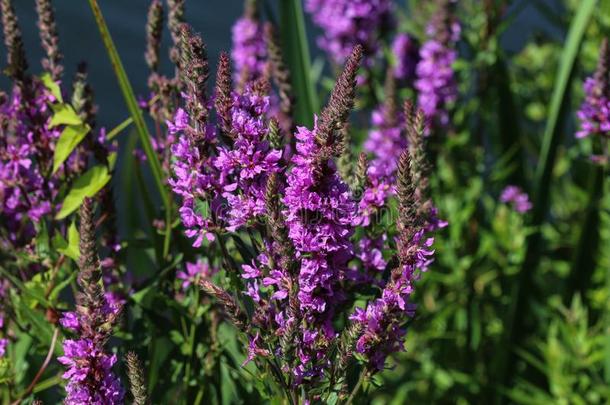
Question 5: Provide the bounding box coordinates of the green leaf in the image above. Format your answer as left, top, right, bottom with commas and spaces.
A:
56, 165, 111, 219
40, 72, 63, 102
53, 221, 80, 261
279, 0, 318, 126
49, 103, 82, 127
52, 124, 90, 174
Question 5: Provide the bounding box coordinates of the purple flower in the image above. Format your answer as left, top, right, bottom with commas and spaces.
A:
350, 231, 434, 370
500, 185, 532, 213
391, 33, 419, 82
214, 86, 282, 231
305, 0, 393, 67
415, 13, 460, 130
60, 312, 80, 331
282, 121, 356, 375
231, 17, 267, 83
0, 338, 7, 357
364, 105, 406, 179
168, 109, 220, 247
58, 339, 124, 405
177, 259, 215, 290
576, 78, 610, 139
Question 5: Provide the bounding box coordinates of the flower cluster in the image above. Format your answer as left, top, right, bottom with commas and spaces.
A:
231, 15, 267, 85
391, 33, 419, 83
169, 34, 442, 398
177, 258, 216, 291
305, 0, 393, 67
215, 84, 282, 231
58, 199, 124, 405
576, 38, 610, 140
0, 82, 59, 248
500, 185, 532, 213
415, 0, 460, 130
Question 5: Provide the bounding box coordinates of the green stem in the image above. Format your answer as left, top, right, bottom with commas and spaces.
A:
344, 369, 367, 405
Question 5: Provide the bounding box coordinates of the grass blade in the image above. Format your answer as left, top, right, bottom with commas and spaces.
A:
279, 0, 319, 126
497, 0, 597, 396
87, 0, 172, 258
564, 163, 604, 302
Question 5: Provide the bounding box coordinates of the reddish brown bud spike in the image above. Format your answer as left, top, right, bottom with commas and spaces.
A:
316, 45, 363, 151
1, 0, 28, 81
35, 0, 62, 80
145, 0, 164, 72
215, 52, 233, 134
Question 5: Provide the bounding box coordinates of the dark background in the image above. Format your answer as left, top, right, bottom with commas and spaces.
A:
1, 0, 561, 128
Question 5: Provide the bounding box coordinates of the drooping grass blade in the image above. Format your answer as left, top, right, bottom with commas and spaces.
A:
87, 0, 172, 258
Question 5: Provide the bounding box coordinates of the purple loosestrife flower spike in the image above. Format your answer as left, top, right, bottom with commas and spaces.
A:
349, 150, 436, 372
145, 0, 164, 73
214, 80, 282, 230
316, 45, 363, 156
364, 71, 406, 181
264, 22, 295, 133
179, 24, 210, 136
166, 0, 185, 67
72, 63, 96, 129
215, 52, 233, 136
76, 198, 105, 325
576, 38, 610, 140
58, 198, 124, 404
281, 63, 359, 375
391, 33, 419, 83
126, 352, 148, 405
231, 1, 266, 87
415, 0, 460, 130
305, 0, 393, 67
35, 0, 63, 80
200, 279, 247, 331
0, 0, 28, 82
265, 172, 295, 274
396, 151, 419, 256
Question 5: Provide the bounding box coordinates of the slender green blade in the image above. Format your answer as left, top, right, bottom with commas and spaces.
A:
87, 0, 172, 257
279, 0, 319, 126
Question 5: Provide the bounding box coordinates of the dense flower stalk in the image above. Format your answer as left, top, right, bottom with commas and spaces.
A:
264, 22, 295, 134
0, 0, 28, 81
145, 0, 164, 73
166, 0, 185, 67
58, 198, 124, 404
415, 0, 460, 130
305, 0, 393, 67
576, 38, 610, 140
391, 33, 419, 83
316, 45, 362, 149
364, 74, 405, 180
0, 81, 57, 248
169, 24, 219, 247
215, 81, 282, 230
214, 52, 233, 135
350, 151, 434, 371
35, 0, 63, 80
126, 352, 148, 405
231, 7, 267, 87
